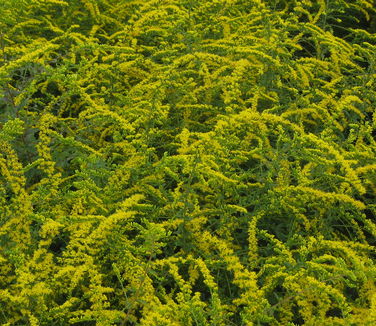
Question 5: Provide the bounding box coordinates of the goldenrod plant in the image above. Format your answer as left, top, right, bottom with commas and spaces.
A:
0, 0, 375, 325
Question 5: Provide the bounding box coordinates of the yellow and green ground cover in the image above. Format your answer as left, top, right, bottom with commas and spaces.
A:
1, 0, 376, 325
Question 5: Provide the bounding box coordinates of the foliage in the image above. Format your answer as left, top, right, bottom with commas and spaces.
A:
0, 0, 376, 325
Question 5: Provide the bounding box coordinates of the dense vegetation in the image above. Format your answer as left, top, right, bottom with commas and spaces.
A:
1, 0, 376, 325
